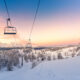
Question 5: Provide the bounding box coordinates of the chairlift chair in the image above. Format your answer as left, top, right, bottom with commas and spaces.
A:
4, 18, 17, 35
23, 39, 32, 53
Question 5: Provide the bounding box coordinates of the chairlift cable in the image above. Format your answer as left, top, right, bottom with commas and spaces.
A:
29, 0, 40, 41
3, 0, 12, 26
24, 0, 40, 52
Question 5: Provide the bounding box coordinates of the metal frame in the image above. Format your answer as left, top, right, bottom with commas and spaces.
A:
4, 18, 17, 35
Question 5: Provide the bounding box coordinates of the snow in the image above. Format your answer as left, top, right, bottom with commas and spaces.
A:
0, 55, 80, 80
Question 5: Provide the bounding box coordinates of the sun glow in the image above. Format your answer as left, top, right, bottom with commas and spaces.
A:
0, 14, 80, 46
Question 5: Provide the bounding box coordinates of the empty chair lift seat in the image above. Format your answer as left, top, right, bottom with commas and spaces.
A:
4, 26, 17, 34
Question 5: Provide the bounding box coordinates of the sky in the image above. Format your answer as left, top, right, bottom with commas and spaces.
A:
0, 0, 80, 47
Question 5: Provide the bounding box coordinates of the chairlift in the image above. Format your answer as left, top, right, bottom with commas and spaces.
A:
23, 39, 32, 53
26, 40, 32, 49
4, 18, 17, 35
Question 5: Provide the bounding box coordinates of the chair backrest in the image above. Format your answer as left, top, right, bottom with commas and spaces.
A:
4, 26, 17, 35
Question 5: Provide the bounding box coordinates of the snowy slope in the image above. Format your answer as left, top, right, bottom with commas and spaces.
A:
0, 56, 80, 80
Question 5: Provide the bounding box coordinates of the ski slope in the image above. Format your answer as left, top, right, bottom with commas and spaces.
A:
0, 56, 80, 80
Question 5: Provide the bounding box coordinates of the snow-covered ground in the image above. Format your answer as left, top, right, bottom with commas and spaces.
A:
0, 46, 80, 80
0, 56, 80, 80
